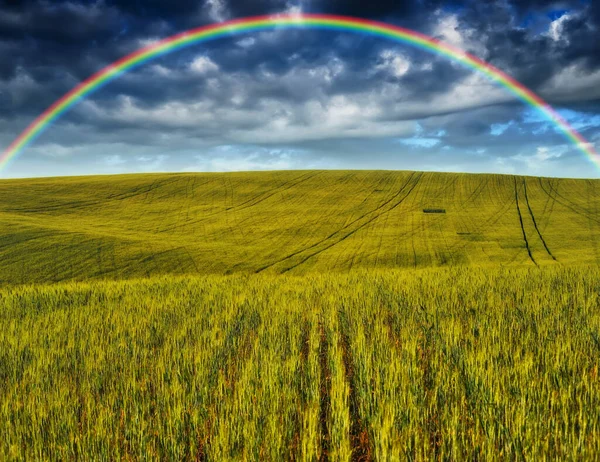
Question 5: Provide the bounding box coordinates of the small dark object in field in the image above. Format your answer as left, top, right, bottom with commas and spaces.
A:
423, 208, 446, 213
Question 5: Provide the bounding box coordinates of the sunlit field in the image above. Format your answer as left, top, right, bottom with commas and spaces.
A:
2, 268, 600, 460
0, 171, 599, 285
1, 171, 599, 460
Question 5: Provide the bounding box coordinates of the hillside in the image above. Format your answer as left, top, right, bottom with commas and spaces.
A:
0, 170, 599, 284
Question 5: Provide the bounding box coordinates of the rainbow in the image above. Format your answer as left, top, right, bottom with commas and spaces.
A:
2, 13, 598, 172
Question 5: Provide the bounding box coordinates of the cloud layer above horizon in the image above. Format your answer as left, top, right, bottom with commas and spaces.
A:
1, 0, 599, 178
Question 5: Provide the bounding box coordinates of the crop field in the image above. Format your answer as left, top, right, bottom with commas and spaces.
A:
1, 170, 600, 460
0, 170, 599, 285
1, 267, 600, 460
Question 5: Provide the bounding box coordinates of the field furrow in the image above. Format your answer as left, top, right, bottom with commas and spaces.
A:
0, 170, 597, 283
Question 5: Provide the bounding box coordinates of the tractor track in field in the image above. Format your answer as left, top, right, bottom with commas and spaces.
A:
539, 177, 600, 225
455, 176, 489, 237
347, 174, 398, 270
224, 172, 320, 214
522, 179, 557, 262
373, 175, 407, 268
157, 172, 322, 235
338, 311, 372, 462
411, 208, 418, 268
548, 178, 596, 217
255, 172, 420, 273
445, 191, 516, 259
414, 303, 524, 460
3, 177, 178, 214
0, 231, 56, 253
275, 173, 423, 273
196, 308, 262, 461
318, 322, 331, 462
244, 172, 358, 271
322, 171, 454, 269
514, 178, 537, 266
462, 175, 489, 206
351, 172, 458, 267
538, 177, 556, 220
587, 180, 600, 263
372, 171, 457, 268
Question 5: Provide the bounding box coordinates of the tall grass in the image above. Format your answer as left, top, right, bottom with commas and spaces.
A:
1, 265, 599, 460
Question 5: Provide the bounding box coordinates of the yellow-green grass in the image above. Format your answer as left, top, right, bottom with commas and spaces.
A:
0, 170, 599, 285
2, 170, 600, 460
1, 267, 599, 460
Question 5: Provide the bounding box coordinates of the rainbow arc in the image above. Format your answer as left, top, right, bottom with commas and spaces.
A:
1, 14, 598, 172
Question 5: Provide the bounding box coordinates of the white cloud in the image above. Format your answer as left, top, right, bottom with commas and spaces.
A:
205, 0, 226, 22
431, 13, 486, 57
548, 13, 571, 42
399, 137, 441, 148
1, 68, 40, 107
377, 50, 411, 78
381, 71, 512, 120
190, 146, 311, 172
190, 56, 219, 74
149, 64, 172, 77
137, 37, 162, 48
75, 52, 515, 149
509, 145, 569, 175
285, 4, 303, 17
540, 63, 600, 102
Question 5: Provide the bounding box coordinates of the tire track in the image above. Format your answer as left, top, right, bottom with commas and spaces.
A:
255, 172, 420, 273
550, 178, 594, 215
413, 303, 522, 460
369, 173, 482, 266
369, 172, 458, 268
347, 174, 411, 270
276, 173, 423, 273
411, 206, 418, 268
328, 172, 456, 268
4, 178, 176, 214
514, 177, 537, 266
539, 177, 600, 225
453, 177, 523, 266
226, 172, 319, 214
537, 177, 554, 218
157, 172, 321, 235
197, 308, 262, 461
537, 178, 557, 234
522, 179, 557, 262
338, 311, 372, 462
587, 180, 600, 263
318, 322, 331, 462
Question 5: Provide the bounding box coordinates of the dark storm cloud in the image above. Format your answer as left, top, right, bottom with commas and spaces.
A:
225, 0, 290, 17
0, 0, 599, 179
1, 0, 596, 104
305, 0, 466, 21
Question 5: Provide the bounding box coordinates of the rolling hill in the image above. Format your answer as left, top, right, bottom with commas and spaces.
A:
2, 170, 600, 459
0, 170, 599, 284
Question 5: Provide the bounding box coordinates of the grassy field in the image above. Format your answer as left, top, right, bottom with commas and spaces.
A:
0, 170, 599, 284
1, 170, 600, 460
1, 267, 599, 460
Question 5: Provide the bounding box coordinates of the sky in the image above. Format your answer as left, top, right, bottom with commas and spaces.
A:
0, 0, 599, 178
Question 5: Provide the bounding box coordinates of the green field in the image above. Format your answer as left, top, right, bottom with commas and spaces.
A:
1, 170, 599, 284
1, 170, 600, 460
